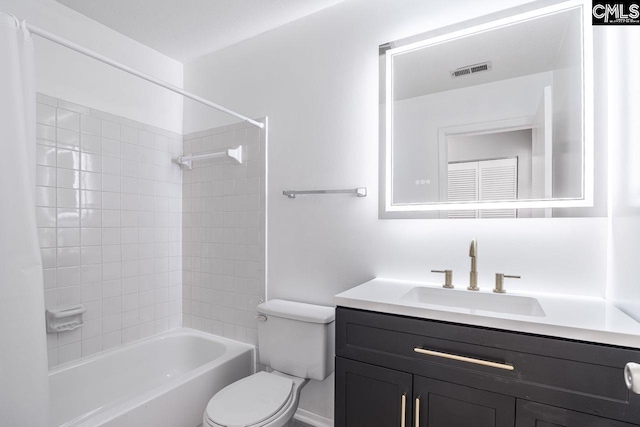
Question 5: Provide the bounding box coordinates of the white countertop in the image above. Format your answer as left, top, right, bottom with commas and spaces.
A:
334, 278, 640, 348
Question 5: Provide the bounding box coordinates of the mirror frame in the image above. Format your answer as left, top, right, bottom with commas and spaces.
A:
380, 0, 593, 218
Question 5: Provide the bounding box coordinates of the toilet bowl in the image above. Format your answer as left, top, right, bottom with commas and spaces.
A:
202, 299, 335, 427
203, 371, 308, 427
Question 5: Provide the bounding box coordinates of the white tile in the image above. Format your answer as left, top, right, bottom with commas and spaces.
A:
121, 143, 138, 161
36, 144, 56, 167
81, 282, 102, 302
57, 285, 81, 305
36, 103, 56, 126
57, 149, 80, 170
121, 211, 139, 227
80, 171, 101, 191
38, 228, 56, 249
80, 209, 101, 227
57, 342, 81, 365
57, 128, 80, 150
37, 207, 56, 227
36, 165, 56, 187
102, 192, 121, 210
102, 228, 121, 245
57, 267, 80, 287
36, 187, 56, 208
81, 115, 101, 136
102, 156, 121, 175
57, 169, 80, 189
102, 262, 122, 280
38, 124, 56, 145
58, 328, 81, 346
57, 208, 80, 228
81, 190, 102, 209
102, 174, 121, 193
81, 265, 102, 284
58, 99, 90, 116
81, 133, 101, 154
57, 189, 80, 209
57, 109, 80, 131
81, 246, 102, 265
81, 228, 102, 246
102, 245, 121, 263
103, 313, 121, 333
121, 194, 139, 211
82, 318, 102, 339
57, 228, 80, 247
121, 326, 139, 344
102, 121, 120, 140
80, 152, 102, 172
120, 126, 138, 145
57, 247, 80, 267
102, 331, 121, 351
102, 138, 121, 157
81, 337, 102, 357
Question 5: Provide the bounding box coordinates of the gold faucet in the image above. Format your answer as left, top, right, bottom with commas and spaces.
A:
468, 239, 479, 291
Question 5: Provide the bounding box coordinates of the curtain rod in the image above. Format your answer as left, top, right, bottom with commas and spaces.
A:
12, 15, 264, 129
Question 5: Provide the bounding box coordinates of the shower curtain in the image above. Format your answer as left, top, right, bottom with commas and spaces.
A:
0, 13, 49, 426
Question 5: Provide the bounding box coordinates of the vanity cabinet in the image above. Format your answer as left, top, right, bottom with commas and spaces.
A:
335, 307, 640, 427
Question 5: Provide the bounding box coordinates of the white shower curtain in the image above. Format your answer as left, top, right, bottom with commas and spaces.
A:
0, 13, 49, 426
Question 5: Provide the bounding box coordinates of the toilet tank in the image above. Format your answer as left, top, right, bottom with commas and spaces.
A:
257, 299, 335, 381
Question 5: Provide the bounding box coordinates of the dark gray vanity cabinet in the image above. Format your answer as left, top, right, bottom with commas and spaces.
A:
335, 307, 640, 427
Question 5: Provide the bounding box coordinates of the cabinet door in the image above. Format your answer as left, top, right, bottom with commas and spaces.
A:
414, 376, 515, 427
516, 400, 639, 427
335, 357, 413, 427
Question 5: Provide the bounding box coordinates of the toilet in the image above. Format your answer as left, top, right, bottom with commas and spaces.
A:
203, 299, 335, 427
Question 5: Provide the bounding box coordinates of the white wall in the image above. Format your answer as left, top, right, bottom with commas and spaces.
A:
183, 0, 609, 420
35, 94, 183, 368
0, 0, 184, 134
606, 28, 640, 322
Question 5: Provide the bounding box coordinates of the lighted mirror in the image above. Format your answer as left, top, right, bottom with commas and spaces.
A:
380, 1, 593, 219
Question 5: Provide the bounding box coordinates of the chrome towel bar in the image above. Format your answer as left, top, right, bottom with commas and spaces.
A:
282, 187, 367, 198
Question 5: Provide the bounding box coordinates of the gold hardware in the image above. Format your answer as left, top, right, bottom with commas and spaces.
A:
415, 397, 420, 427
431, 269, 453, 289
468, 239, 479, 291
401, 393, 406, 427
494, 273, 521, 293
414, 347, 514, 371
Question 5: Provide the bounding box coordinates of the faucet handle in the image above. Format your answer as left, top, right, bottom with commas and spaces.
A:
431, 269, 454, 289
494, 273, 520, 293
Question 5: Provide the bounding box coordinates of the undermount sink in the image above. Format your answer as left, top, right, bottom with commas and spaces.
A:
400, 286, 546, 317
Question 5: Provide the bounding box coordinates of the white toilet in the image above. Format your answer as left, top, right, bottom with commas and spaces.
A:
203, 299, 335, 427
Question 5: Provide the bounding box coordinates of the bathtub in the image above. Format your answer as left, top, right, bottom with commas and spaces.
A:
49, 328, 255, 427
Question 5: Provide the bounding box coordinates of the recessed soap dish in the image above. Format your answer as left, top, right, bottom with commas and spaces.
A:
46, 304, 86, 333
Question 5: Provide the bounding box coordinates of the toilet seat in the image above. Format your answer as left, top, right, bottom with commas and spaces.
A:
205, 371, 294, 427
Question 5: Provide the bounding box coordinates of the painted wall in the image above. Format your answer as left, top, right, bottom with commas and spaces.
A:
35, 94, 182, 368
606, 28, 640, 322
183, 0, 609, 421
0, 0, 184, 134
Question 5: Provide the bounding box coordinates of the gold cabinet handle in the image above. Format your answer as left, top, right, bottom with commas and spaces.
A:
415, 397, 420, 427
414, 347, 514, 371
400, 393, 406, 427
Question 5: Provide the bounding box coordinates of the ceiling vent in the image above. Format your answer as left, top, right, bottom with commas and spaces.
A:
450, 61, 492, 78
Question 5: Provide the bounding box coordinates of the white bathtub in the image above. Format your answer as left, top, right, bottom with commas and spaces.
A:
49, 328, 255, 427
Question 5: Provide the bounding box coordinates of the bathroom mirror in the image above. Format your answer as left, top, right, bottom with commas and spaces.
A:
380, 0, 593, 219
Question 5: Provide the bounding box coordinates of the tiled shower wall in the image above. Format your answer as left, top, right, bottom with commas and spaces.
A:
182, 120, 266, 346
35, 94, 183, 368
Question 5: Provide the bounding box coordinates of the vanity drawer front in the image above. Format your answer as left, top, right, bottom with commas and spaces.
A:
336, 307, 640, 424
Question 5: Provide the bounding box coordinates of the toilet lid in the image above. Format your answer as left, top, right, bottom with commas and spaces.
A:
206, 372, 294, 427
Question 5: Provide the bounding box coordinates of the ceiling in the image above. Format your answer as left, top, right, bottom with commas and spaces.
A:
55, 0, 346, 63
389, 7, 581, 102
